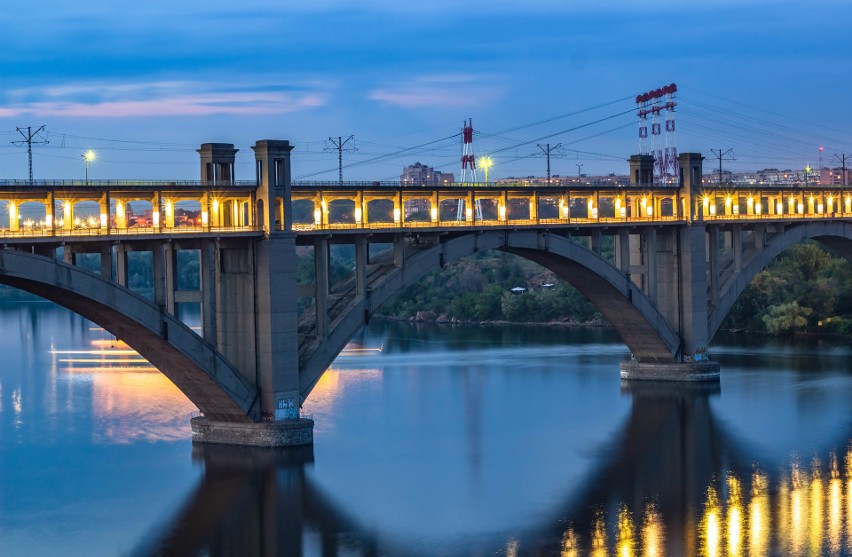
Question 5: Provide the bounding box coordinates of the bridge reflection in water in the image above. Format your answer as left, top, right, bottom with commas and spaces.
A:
128, 381, 852, 557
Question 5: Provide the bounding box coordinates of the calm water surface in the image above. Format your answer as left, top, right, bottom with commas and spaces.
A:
1, 299, 851, 556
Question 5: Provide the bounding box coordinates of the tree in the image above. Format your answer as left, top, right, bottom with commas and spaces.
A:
762, 302, 812, 336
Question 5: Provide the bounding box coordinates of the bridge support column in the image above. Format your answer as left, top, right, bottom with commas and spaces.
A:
622, 153, 719, 382
314, 238, 329, 340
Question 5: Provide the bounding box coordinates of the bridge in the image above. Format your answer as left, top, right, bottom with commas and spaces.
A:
1, 140, 851, 446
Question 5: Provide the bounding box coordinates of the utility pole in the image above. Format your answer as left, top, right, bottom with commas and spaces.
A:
834, 153, 849, 187
575, 163, 583, 179
537, 143, 561, 183
11, 126, 48, 185
709, 148, 735, 187
325, 135, 357, 185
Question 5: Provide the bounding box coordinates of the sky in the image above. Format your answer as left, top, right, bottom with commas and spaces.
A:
1, 0, 851, 181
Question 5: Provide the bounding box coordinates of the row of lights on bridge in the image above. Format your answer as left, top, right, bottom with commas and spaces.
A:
3, 198, 237, 230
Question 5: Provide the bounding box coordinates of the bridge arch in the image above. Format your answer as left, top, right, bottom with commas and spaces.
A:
0, 249, 258, 422
709, 221, 852, 341
299, 230, 681, 400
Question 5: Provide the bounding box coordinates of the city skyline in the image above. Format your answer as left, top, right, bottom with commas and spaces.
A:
2, 0, 851, 181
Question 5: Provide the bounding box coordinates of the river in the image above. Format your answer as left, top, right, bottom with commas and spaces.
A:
1, 297, 851, 556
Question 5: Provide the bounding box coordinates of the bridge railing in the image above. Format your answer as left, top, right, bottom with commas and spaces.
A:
0, 179, 258, 188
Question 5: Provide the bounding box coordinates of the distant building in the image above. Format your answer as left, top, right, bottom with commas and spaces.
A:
820, 167, 851, 186
401, 162, 454, 185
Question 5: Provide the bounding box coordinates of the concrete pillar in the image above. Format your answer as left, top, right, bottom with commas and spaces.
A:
355, 236, 367, 297
114, 199, 127, 230
100, 192, 110, 232
152, 192, 161, 231
254, 233, 302, 420
708, 226, 718, 307
100, 245, 112, 281
355, 192, 364, 227
615, 229, 631, 274
200, 241, 217, 343
732, 225, 742, 273
645, 228, 657, 304
629, 154, 655, 187
198, 143, 238, 186
63, 200, 73, 231
115, 244, 128, 287
44, 193, 54, 232
678, 224, 710, 359
314, 238, 329, 341
393, 235, 405, 267
393, 192, 402, 226
8, 202, 19, 232
678, 153, 704, 223
590, 230, 602, 255
63, 244, 74, 265
251, 140, 293, 233
152, 241, 175, 313
431, 191, 439, 223
530, 192, 539, 222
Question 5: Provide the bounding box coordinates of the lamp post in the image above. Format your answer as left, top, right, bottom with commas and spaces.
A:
82, 150, 95, 184
478, 156, 493, 185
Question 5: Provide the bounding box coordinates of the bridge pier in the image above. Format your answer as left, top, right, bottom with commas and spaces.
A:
619, 360, 720, 381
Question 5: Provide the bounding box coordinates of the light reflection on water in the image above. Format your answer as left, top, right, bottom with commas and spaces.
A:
1, 305, 851, 555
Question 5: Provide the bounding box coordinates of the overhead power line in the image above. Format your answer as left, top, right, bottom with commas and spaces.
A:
537, 143, 562, 183
325, 135, 357, 185
12, 126, 48, 184
710, 148, 736, 186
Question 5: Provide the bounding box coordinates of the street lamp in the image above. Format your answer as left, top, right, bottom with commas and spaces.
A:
478, 156, 493, 185
82, 150, 95, 184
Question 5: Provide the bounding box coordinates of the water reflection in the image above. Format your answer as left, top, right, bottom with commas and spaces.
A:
129, 377, 851, 556
53, 332, 195, 443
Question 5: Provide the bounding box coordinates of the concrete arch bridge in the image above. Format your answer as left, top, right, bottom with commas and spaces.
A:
0, 141, 850, 445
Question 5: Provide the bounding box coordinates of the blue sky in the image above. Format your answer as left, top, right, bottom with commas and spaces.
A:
1, 0, 851, 180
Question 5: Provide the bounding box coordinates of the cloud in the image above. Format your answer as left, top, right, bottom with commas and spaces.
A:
0, 80, 330, 118
368, 75, 503, 108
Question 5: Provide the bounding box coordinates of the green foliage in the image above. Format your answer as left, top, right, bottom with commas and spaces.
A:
379, 250, 598, 323
761, 302, 812, 335
724, 241, 852, 336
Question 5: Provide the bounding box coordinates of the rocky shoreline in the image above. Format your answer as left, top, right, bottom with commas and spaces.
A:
375, 311, 611, 328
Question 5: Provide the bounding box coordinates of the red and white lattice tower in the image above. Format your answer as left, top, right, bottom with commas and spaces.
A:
636, 84, 678, 182
461, 118, 477, 183
650, 90, 664, 179
636, 93, 651, 154
663, 83, 678, 181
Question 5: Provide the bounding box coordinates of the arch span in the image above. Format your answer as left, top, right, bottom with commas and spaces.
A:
0, 249, 257, 422
709, 221, 852, 341
299, 230, 680, 401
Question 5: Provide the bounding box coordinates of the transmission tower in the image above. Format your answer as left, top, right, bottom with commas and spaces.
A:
636, 84, 677, 181
460, 119, 477, 183
537, 143, 562, 183
12, 126, 48, 184
325, 135, 357, 185
710, 148, 735, 187
576, 163, 584, 179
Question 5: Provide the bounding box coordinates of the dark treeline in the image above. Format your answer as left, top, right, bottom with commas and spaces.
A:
2, 242, 849, 338
373, 242, 852, 337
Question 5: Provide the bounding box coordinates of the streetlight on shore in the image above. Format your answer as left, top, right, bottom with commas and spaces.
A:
82, 150, 95, 184
478, 156, 493, 185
